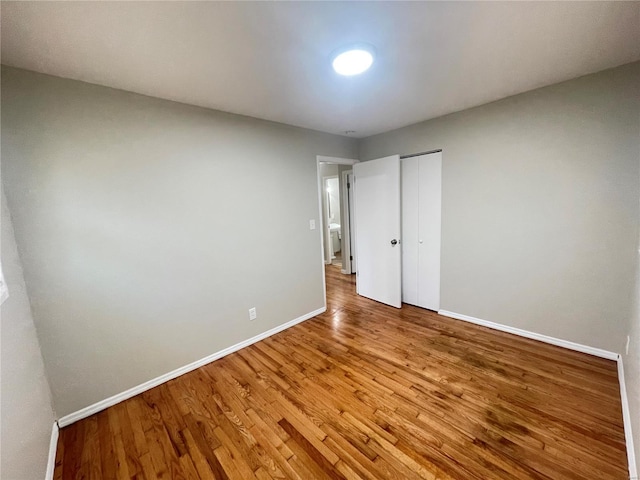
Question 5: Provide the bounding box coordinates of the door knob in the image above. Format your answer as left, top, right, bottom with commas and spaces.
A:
390, 239, 398, 246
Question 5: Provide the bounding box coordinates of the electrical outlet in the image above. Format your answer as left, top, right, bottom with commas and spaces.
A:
249, 307, 257, 321
626, 335, 630, 355
309, 219, 316, 230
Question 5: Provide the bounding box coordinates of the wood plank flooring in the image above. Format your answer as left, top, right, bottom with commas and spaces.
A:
54, 265, 629, 479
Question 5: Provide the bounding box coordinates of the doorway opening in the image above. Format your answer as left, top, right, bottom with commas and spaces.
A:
322, 174, 341, 266
316, 156, 359, 304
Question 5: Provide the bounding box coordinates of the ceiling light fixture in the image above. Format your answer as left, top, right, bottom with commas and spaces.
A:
331, 44, 375, 76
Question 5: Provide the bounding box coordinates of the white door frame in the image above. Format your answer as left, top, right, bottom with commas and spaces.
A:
341, 169, 355, 274
316, 156, 359, 308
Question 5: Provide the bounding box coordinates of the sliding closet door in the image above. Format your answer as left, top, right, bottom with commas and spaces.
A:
417, 152, 442, 311
401, 157, 419, 305
401, 152, 441, 311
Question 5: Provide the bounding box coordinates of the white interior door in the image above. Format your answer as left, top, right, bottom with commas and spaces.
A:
418, 152, 442, 310
402, 152, 441, 311
354, 155, 402, 308
401, 157, 420, 305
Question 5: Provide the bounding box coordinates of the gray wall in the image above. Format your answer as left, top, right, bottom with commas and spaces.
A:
1, 191, 56, 479
360, 62, 640, 354
3, 61, 639, 466
1, 67, 357, 417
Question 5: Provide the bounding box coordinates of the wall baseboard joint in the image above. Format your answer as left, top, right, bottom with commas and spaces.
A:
617, 356, 638, 480
45, 421, 59, 480
58, 307, 326, 428
438, 309, 636, 479
437, 310, 618, 360
53, 306, 638, 479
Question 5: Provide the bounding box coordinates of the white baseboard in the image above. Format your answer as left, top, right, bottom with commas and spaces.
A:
438, 310, 618, 360
617, 357, 638, 480
58, 307, 326, 428
45, 421, 59, 480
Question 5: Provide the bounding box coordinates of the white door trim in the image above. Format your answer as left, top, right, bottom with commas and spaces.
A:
317, 156, 359, 165
341, 170, 354, 274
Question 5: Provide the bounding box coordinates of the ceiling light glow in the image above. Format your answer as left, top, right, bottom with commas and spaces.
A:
332, 45, 375, 76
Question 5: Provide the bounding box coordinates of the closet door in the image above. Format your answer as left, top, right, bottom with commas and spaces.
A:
401, 157, 419, 305
417, 152, 442, 311
401, 152, 442, 311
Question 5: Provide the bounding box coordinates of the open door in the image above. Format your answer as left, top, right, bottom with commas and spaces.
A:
353, 155, 402, 308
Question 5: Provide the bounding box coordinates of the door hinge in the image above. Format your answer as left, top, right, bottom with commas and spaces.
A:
350, 255, 353, 260
347, 182, 350, 189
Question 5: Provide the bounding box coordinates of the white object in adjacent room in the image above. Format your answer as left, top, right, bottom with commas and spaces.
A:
402, 151, 442, 310
0, 265, 8, 304
353, 155, 402, 308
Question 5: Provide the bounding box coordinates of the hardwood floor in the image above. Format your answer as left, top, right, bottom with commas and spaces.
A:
54, 265, 629, 479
